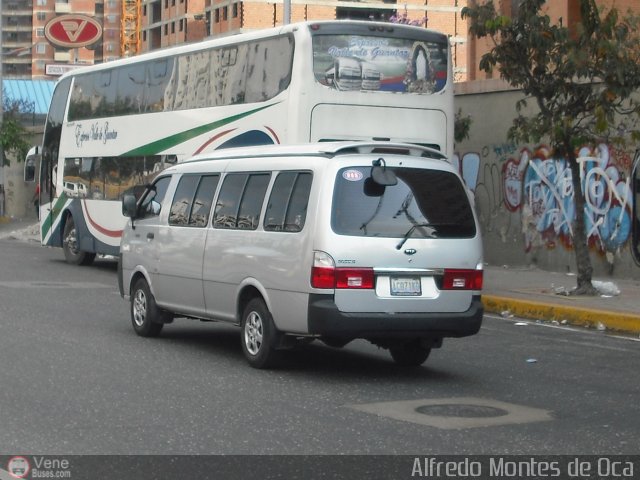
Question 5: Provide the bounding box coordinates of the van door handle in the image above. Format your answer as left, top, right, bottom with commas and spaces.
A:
147, 233, 155, 240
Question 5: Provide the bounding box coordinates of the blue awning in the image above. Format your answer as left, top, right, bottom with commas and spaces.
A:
3, 79, 56, 115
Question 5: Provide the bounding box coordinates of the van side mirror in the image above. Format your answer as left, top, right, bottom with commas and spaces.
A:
122, 193, 138, 218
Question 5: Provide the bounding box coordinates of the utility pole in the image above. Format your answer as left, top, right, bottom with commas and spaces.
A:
284, 0, 291, 25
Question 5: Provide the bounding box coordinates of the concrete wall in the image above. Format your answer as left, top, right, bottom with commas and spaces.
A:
454, 80, 640, 280
1, 127, 43, 220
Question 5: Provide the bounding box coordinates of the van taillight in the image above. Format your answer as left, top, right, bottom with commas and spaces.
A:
335, 268, 374, 289
311, 252, 374, 289
442, 269, 483, 290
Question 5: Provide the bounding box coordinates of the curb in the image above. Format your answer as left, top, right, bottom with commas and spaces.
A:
482, 295, 640, 334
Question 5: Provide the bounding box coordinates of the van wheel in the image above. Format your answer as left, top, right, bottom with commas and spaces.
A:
63, 216, 95, 266
389, 341, 431, 366
131, 278, 164, 337
241, 298, 280, 369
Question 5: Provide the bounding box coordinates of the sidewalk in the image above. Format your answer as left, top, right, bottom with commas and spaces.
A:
2, 215, 639, 334
483, 264, 640, 335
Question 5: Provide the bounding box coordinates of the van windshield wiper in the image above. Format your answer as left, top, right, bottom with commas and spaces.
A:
395, 223, 453, 250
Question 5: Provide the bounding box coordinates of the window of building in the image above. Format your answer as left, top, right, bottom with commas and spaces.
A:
36, 43, 47, 54
215, 9, 220, 23
179, 19, 183, 31
511, 0, 523, 17
164, 0, 168, 8
107, 15, 117, 23
171, 22, 175, 34
222, 6, 228, 21
36, 60, 46, 70
232, 3, 238, 18
36, 12, 47, 21
171, 0, 175, 5
143, 5, 147, 16
36, 0, 47, 5
107, 0, 117, 8
36, 27, 45, 37
164, 24, 168, 35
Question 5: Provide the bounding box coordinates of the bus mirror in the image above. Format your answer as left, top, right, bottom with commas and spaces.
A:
24, 146, 40, 182
122, 194, 138, 218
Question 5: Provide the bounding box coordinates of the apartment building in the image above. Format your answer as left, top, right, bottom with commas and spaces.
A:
1, 0, 123, 79
3, 1, 638, 82
466, 0, 640, 81
3, 0, 467, 80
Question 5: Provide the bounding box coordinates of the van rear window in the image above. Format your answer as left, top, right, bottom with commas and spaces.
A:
332, 167, 475, 238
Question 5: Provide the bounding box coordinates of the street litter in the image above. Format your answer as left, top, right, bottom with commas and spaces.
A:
526, 358, 538, 363
514, 322, 528, 326
597, 322, 606, 331
593, 281, 620, 297
501, 310, 514, 318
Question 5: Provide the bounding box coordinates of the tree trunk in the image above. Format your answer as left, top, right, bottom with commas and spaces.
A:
567, 151, 598, 296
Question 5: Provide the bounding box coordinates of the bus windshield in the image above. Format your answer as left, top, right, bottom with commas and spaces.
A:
312, 33, 448, 94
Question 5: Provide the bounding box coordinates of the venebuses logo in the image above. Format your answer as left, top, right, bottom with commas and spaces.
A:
45, 14, 102, 48
7, 456, 30, 478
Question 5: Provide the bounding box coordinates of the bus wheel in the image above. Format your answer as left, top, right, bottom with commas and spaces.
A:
63, 216, 96, 266
389, 341, 431, 366
241, 298, 281, 369
130, 278, 164, 337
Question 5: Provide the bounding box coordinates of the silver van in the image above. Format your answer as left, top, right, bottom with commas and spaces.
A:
118, 142, 483, 368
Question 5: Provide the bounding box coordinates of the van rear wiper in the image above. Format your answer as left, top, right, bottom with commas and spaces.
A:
395, 223, 454, 250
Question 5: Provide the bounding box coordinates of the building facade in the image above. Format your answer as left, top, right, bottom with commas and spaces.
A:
3, 0, 469, 81
466, 0, 640, 81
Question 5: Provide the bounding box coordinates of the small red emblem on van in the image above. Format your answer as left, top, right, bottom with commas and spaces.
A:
45, 15, 102, 48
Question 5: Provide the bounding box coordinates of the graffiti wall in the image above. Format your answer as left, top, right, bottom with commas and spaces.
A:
455, 83, 640, 278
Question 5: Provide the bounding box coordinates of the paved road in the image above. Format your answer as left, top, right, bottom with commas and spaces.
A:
1, 239, 639, 455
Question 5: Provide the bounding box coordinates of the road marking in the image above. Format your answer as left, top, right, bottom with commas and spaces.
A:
348, 397, 552, 430
485, 314, 640, 347
0, 281, 112, 289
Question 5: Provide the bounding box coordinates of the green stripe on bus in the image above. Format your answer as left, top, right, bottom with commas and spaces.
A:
41, 194, 68, 240
123, 104, 278, 157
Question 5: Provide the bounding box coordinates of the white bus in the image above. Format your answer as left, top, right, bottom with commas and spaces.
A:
37, 20, 454, 264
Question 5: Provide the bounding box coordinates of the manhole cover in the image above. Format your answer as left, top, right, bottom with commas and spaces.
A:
349, 397, 553, 429
415, 404, 508, 418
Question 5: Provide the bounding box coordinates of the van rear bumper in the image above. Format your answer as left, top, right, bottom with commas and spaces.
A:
307, 294, 483, 339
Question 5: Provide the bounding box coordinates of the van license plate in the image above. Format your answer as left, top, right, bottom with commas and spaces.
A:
390, 277, 421, 296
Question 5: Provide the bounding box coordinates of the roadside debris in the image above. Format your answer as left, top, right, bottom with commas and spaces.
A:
592, 281, 620, 297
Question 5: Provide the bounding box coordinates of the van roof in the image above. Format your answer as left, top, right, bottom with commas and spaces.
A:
184, 141, 447, 163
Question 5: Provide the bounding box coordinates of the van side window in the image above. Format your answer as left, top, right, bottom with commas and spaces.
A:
169, 175, 199, 226
264, 171, 312, 232
190, 175, 219, 227
140, 176, 171, 219
169, 174, 219, 227
214, 173, 270, 230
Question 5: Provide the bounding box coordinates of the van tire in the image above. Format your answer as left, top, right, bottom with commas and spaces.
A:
241, 298, 280, 369
130, 278, 164, 337
63, 216, 96, 266
389, 341, 431, 366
